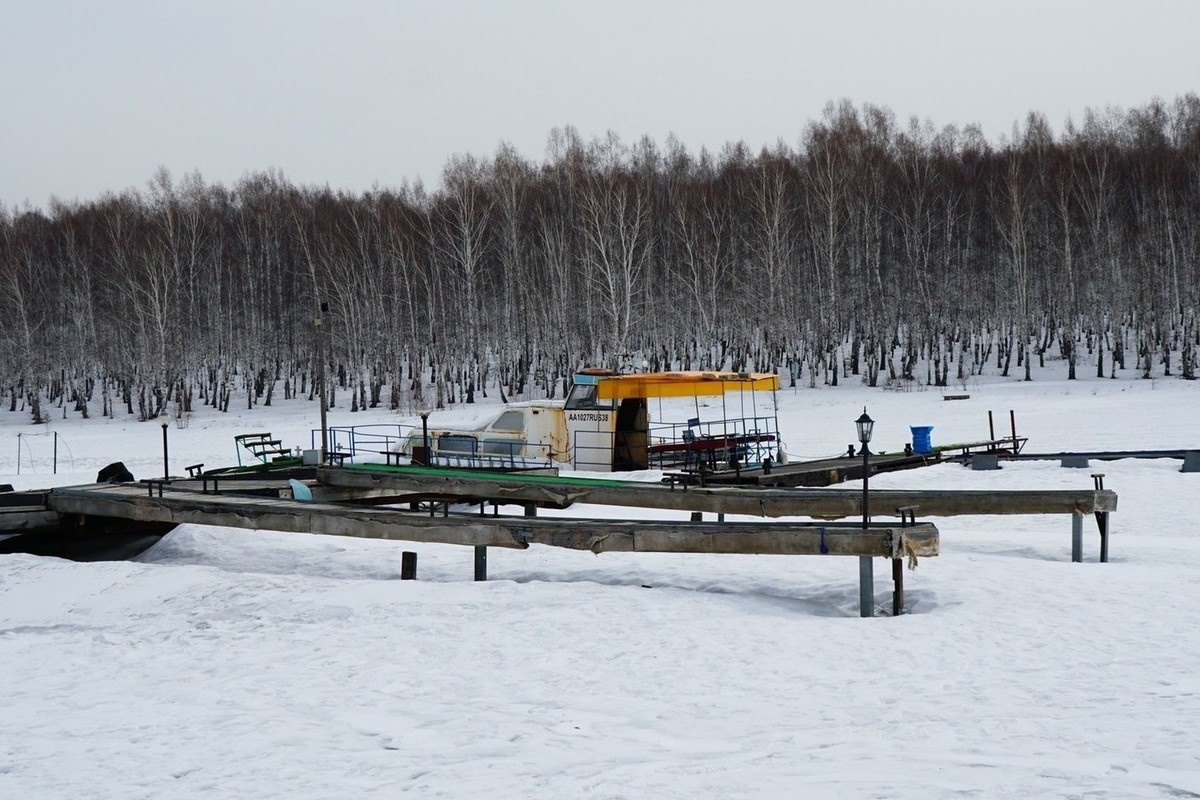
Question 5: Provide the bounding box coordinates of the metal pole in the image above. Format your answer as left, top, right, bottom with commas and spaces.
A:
474, 546, 487, 581
1071, 511, 1083, 563
859, 445, 873, 618
16, 433, 21, 475
1097, 512, 1110, 563
421, 412, 430, 462
162, 423, 169, 478
318, 302, 329, 462
53, 431, 58, 475
400, 551, 417, 580
892, 557, 904, 617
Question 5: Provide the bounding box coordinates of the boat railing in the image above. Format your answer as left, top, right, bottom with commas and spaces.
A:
314, 424, 551, 470
647, 414, 778, 470
317, 424, 414, 463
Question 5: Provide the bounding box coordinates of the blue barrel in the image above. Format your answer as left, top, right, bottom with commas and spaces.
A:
910, 426, 934, 455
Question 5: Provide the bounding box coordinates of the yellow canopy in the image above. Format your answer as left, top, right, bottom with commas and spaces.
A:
595, 371, 780, 400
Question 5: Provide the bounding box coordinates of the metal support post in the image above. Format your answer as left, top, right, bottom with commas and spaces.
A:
400, 551, 417, 580
1091, 472, 1109, 563
317, 302, 329, 461
1096, 512, 1110, 563
893, 506, 916, 616
859, 444, 873, 618
474, 546, 488, 581
892, 558, 904, 617
1071, 511, 1083, 563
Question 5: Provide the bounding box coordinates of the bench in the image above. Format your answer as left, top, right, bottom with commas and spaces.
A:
662, 472, 693, 490
942, 437, 1028, 457
234, 433, 292, 462
140, 478, 169, 497
327, 451, 353, 466
185, 463, 205, 478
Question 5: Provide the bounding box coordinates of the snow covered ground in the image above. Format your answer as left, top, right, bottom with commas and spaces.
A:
2, 370, 1199, 798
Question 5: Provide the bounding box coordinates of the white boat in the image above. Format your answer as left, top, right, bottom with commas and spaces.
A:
393, 368, 782, 472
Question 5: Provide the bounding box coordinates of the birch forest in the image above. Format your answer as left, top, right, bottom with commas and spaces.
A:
2, 97, 1199, 424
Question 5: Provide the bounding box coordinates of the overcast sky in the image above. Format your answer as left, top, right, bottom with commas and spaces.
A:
4, 0, 1198, 209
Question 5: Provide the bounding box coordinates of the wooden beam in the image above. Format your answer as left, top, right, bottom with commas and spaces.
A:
318, 467, 1118, 518
46, 484, 938, 559
1, 507, 63, 531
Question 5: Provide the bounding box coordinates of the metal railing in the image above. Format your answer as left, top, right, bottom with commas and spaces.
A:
314, 424, 551, 470
647, 414, 779, 470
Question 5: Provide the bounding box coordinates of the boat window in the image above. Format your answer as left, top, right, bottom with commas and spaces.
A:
565, 384, 612, 410
437, 434, 477, 454
481, 438, 525, 456
489, 410, 526, 432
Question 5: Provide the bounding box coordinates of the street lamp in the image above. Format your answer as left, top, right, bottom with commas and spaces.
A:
317, 301, 329, 462
417, 409, 431, 466
856, 408, 874, 617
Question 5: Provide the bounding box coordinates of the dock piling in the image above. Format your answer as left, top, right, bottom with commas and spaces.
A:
474, 546, 487, 581
1071, 512, 1083, 563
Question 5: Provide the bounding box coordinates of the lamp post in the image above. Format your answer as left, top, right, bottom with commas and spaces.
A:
856, 408, 875, 618
418, 410, 431, 466
317, 302, 329, 462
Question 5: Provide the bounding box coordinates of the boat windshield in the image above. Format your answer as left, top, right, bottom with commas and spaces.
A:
565, 383, 614, 410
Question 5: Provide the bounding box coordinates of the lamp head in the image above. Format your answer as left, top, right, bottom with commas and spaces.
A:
855, 408, 874, 445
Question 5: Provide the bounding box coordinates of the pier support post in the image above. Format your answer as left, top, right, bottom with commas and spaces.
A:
1091, 473, 1109, 563
859, 557, 874, 617
892, 557, 904, 617
474, 546, 487, 581
1071, 512, 1083, 563
400, 551, 417, 580
893, 506, 915, 616
1096, 512, 1110, 563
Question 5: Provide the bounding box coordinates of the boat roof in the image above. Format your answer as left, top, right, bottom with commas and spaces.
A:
593, 371, 780, 399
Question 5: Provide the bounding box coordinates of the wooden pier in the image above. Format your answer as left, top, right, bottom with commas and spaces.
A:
678, 450, 940, 487
34, 480, 937, 616
44, 482, 935, 560
5, 454, 1124, 617
317, 463, 1116, 563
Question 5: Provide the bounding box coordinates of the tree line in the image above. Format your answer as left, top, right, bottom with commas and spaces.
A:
2, 96, 1198, 424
